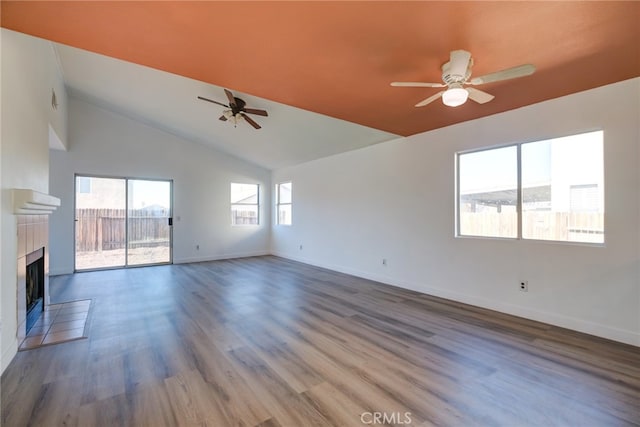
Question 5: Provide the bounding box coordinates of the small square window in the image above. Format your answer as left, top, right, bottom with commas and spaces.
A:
231, 183, 259, 226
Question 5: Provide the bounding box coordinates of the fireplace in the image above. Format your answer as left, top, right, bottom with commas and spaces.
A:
25, 248, 45, 333
16, 214, 51, 344
13, 191, 60, 347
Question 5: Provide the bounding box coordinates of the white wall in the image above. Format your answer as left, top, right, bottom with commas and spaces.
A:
272, 78, 640, 346
1, 29, 68, 372
49, 97, 271, 275
0, 29, 3, 369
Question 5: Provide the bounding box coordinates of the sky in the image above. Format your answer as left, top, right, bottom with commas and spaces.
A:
128, 179, 171, 209
459, 130, 603, 194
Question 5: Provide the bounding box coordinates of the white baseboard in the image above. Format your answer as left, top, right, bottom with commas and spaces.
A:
1, 339, 18, 376
49, 267, 73, 276
272, 251, 640, 347
49, 251, 271, 275
174, 250, 270, 265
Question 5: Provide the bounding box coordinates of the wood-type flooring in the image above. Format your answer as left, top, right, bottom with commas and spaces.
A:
2, 256, 639, 426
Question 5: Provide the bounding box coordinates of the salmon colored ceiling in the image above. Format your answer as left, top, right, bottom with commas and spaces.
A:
2, 1, 639, 137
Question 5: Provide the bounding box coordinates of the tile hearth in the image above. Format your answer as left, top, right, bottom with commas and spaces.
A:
19, 300, 91, 350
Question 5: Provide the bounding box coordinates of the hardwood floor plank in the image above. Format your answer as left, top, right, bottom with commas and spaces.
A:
77, 392, 133, 427
28, 375, 83, 426
130, 383, 179, 426
1, 350, 51, 426
81, 352, 126, 405
466, 370, 638, 426
183, 326, 273, 426
164, 369, 232, 425
230, 316, 326, 394
226, 346, 331, 426
301, 382, 372, 427
122, 345, 168, 394
254, 417, 283, 427
42, 340, 90, 384
294, 303, 496, 384
244, 309, 433, 424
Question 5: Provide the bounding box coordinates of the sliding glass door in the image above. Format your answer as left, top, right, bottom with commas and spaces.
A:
75, 175, 172, 271
127, 179, 172, 266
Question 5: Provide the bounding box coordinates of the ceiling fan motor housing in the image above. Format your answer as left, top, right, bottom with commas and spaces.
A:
231, 97, 246, 114
441, 60, 472, 85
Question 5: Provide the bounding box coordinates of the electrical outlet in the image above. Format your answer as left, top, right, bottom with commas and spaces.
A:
382, 258, 387, 266
519, 280, 528, 292
196, 244, 200, 251
299, 244, 303, 250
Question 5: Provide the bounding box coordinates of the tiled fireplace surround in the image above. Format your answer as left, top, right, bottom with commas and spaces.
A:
16, 215, 50, 344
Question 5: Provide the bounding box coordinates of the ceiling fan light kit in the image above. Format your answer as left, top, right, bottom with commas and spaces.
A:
442, 84, 468, 107
223, 109, 244, 126
391, 50, 535, 108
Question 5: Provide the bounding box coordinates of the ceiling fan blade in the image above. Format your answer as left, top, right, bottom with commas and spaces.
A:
224, 89, 237, 107
415, 90, 445, 107
219, 115, 228, 121
241, 113, 261, 129
243, 108, 269, 117
448, 50, 472, 79
469, 64, 536, 85
391, 82, 446, 88
466, 87, 495, 104
197, 96, 228, 108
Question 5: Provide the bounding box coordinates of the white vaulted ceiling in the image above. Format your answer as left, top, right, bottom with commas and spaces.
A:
54, 43, 399, 170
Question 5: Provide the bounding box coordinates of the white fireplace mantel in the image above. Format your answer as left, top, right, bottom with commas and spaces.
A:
12, 189, 60, 215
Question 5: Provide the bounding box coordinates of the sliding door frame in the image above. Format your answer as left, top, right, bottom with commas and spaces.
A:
74, 173, 173, 272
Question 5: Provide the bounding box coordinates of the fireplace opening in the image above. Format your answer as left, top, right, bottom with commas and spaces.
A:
25, 248, 45, 333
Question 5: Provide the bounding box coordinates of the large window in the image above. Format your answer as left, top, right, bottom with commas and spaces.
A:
231, 183, 259, 225
276, 182, 292, 225
457, 130, 604, 243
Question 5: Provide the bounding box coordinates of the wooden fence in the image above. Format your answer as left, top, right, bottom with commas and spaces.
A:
460, 212, 604, 242
76, 209, 170, 252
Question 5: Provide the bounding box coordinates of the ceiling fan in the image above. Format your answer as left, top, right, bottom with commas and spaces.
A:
198, 89, 268, 129
391, 50, 535, 107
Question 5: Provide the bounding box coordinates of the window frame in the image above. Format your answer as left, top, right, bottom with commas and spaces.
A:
275, 181, 292, 226
455, 130, 604, 245
230, 182, 260, 226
